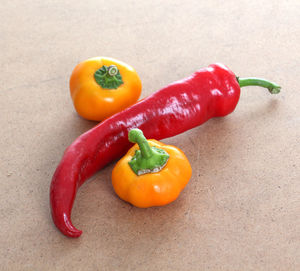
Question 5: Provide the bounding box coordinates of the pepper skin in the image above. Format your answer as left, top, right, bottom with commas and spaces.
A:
70, 57, 142, 121
112, 129, 192, 208
50, 63, 280, 237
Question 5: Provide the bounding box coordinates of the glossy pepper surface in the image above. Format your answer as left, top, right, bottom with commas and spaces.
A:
70, 57, 142, 121
50, 63, 281, 237
112, 129, 192, 208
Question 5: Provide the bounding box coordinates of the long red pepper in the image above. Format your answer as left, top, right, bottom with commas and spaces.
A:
50, 63, 280, 237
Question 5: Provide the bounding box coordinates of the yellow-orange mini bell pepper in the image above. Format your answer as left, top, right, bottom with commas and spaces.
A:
112, 128, 192, 208
70, 57, 142, 121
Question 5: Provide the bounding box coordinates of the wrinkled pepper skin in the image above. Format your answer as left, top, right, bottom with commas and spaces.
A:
112, 139, 192, 208
50, 63, 240, 237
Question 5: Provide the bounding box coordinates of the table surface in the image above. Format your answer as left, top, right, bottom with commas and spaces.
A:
1, 0, 299, 270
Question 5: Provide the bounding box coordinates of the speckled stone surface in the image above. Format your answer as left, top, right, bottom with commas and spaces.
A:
1, 0, 299, 270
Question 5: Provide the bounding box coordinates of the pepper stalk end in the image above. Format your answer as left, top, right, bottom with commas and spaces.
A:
237, 77, 281, 94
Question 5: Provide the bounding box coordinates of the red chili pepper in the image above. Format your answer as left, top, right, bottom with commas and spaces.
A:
50, 63, 280, 237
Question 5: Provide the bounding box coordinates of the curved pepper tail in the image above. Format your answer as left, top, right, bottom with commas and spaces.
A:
51, 210, 82, 238
50, 160, 84, 238
50, 194, 83, 238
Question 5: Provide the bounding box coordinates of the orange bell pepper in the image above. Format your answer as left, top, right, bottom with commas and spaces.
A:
112, 128, 192, 208
70, 57, 142, 121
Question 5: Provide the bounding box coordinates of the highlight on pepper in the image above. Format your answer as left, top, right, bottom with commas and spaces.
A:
69, 57, 142, 121
111, 128, 192, 208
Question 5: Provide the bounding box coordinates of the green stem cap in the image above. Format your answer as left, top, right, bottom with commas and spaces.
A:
94, 65, 124, 89
237, 77, 281, 94
128, 129, 169, 176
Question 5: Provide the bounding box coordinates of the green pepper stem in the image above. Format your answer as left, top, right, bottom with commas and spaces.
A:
128, 129, 170, 176
94, 65, 124, 89
129, 129, 153, 159
237, 77, 281, 94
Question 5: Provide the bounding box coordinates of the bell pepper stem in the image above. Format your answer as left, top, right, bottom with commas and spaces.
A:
237, 77, 281, 94
94, 65, 124, 89
129, 129, 153, 159
128, 129, 169, 175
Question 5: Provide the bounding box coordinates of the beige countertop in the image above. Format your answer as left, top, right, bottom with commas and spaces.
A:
1, 0, 299, 270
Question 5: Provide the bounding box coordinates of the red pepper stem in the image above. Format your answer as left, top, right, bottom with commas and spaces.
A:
237, 77, 281, 94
